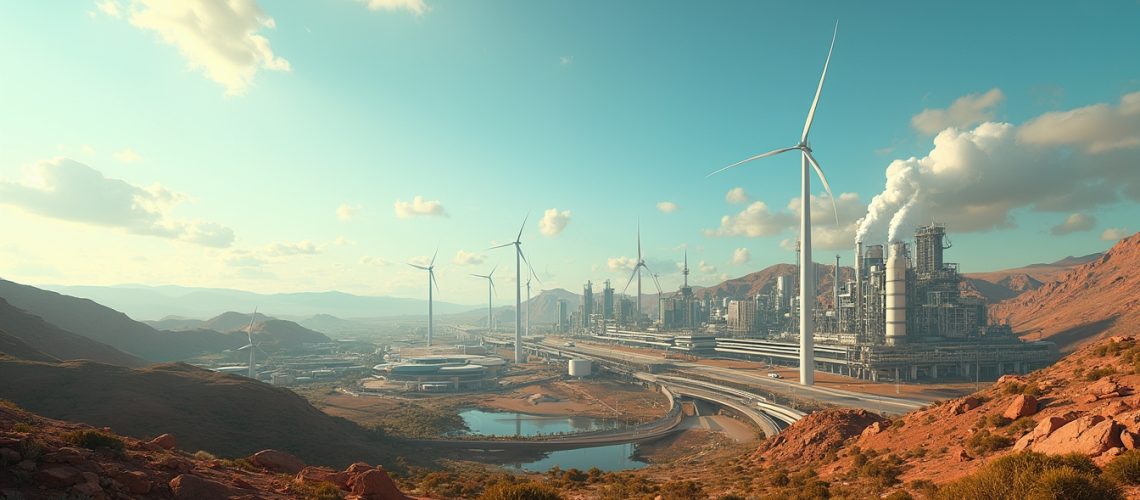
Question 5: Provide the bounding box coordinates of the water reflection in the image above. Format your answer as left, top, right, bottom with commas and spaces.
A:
458, 409, 648, 472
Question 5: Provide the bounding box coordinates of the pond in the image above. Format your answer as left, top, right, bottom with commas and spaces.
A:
457, 408, 649, 472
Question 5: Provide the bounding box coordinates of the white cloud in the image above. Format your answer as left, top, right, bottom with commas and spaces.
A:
263, 240, 322, 256
393, 195, 446, 218
539, 208, 571, 236
731, 248, 750, 265
407, 255, 432, 267
1050, 213, 1096, 236
225, 252, 265, 268
0, 157, 234, 247
698, 260, 716, 274
704, 201, 796, 238
911, 88, 1005, 135
114, 148, 141, 163
607, 256, 637, 272
96, 0, 122, 18
336, 203, 361, 220
453, 250, 485, 266
725, 187, 749, 204
787, 192, 866, 250
360, 256, 391, 267
656, 201, 678, 213
1019, 91, 1140, 154
1102, 228, 1130, 241
355, 0, 427, 15
560, 55, 573, 66
334, 236, 354, 246
121, 0, 290, 95
858, 93, 1140, 244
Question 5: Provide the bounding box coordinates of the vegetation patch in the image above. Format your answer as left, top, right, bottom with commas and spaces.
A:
61, 430, 124, 454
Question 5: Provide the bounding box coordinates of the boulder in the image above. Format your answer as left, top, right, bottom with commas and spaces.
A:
116, 470, 152, 494
35, 466, 83, 489
1089, 379, 1122, 399
348, 468, 409, 499
148, 433, 177, 450
70, 481, 106, 500
951, 397, 982, 415
1016, 414, 1091, 452
346, 461, 373, 474
169, 474, 238, 500
44, 447, 90, 464
1003, 395, 1039, 420
1122, 430, 1139, 450
295, 466, 351, 490
1032, 416, 1121, 456
861, 421, 885, 438
250, 449, 305, 474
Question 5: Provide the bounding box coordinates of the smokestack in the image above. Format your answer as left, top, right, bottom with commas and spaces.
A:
834, 254, 840, 331
855, 240, 863, 336
885, 241, 907, 346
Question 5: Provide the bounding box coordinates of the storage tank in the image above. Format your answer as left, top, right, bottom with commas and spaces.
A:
568, 359, 592, 377
885, 241, 907, 346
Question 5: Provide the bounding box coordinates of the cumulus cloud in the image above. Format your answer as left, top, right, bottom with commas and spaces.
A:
539, 208, 571, 236
407, 255, 432, 267
360, 256, 391, 267
858, 90, 1140, 244
725, 187, 749, 204
96, 0, 122, 18
698, 260, 716, 274
1102, 228, 1130, 241
1050, 213, 1096, 236
731, 248, 750, 265
453, 250, 485, 266
656, 201, 678, 213
0, 157, 234, 247
607, 256, 637, 272
263, 240, 322, 256
225, 252, 265, 268
704, 201, 796, 238
1019, 91, 1140, 154
115, 0, 290, 95
911, 88, 1005, 135
355, 0, 427, 15
336, 203, 361, 220
394, 196, 445, 218
114, 148, 141, 163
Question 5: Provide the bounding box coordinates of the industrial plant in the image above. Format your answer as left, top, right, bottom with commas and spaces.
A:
571, 223, 1057, 383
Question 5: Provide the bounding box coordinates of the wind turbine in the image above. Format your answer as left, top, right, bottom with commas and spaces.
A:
524, 261, 542, 338
470, 266, 497, 333
707, 22, 841, 386
408, 249, 440, 347
491, 215, 532, 363
237, 307, 259, 379
622, 221, 656, 325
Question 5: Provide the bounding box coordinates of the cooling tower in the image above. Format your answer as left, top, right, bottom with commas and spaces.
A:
885, 241, 907, 346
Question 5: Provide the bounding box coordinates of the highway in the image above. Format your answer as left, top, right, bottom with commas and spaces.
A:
541, 339, 926, 416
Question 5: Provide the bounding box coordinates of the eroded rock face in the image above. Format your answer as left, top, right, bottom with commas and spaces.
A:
348, 468, 409, 500
1031, 415, 1122, 456
169, 473, 238, 500
148, 433, 177, 450
951, 397, 982, 415
1003, 395, 1039, 420
250, 449, 305, 474
295, 466, 351, 490
1014, 415, 1077, 451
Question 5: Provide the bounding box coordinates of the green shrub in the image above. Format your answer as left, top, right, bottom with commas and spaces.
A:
1007, 416, 1038, 435
657, 480, 704, 499
478, 482, 562, 500
194, 450, 217, 460
883, 491, 913, 500
12, 422, 34, 433
1085, 366, 1117, 381
61, 430, 124, 454
1104, 449, 1140, 485
1026, 467, 1121, 500
966, 429, 1012, 455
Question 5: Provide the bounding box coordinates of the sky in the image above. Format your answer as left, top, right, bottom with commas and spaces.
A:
1, 0, 1138, 306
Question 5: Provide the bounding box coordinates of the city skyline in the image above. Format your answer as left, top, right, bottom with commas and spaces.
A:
1, 1, 1138, 305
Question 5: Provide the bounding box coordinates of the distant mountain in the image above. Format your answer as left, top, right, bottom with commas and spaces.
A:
0, 279, 241, 362
0, 297, 146, 367
990, 232, 1140, 351
693, 262, 855, 307
146, 311, 273, 332
297, 314, 379, 336
0, 329, 59, 363
38, 283, 475, 321
148, 311, 332, 349
962, 253, 1102, 302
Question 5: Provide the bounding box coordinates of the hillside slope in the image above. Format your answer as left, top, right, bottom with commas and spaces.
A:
694, 262, 854, 307
0, 329, 59, 363
0, 359, 391, 467
990, 232, 1140, 351
0, 298, 146, 367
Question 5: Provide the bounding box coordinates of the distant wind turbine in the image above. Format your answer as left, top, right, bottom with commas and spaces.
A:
707, 22, 841, 387
237, 307, 259, 379
408, 249, 440, 347
491, 215, 532, 363
470, 265, 497, 333
622, 220, 657, 324
524, 260, 542, 337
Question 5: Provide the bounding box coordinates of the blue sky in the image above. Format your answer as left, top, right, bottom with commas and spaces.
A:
0, 0, 1138, 305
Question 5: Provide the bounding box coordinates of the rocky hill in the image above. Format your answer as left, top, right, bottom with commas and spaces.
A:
0, 330, 59, 363
0, 400, 410, 499
989, 232, 1140, 351
0, 298, 146, 367
745, 333, 1140, 498
0, 359, 393, 468
693, 262, 855, 307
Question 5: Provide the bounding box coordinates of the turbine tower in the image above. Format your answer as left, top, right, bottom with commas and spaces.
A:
524, 261, 542, 338
238, 307, 258, 379
408, 249, 440, 347
623, 221, 656, 325
491, 215, 532, 363
470, 266, 496, 334
708, 22, 841, 386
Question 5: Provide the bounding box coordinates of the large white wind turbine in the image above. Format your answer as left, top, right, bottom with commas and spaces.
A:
524, 261, 542, 338
408, 249, 440, 347
470, 266, 497, 333
707, 22, 841, 386
622, 221, 656, 324
491, 215, 532, 363
237, 307, 259, 379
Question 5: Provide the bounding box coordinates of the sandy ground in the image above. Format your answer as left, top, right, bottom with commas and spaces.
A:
476, 379, 669, 421
678, 415, 757, 443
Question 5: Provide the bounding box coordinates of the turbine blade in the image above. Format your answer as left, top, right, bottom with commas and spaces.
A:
470, 273, 485, 278
490, 264, 498, 277
489, 242, 514, 250
637, 219, 641, 261
528, 262, 543, 286
430, 269, 441, 293
707, 147, 799, 177
804, 150, 840, 226
801, 21, 838, 143
430, 247, 439, 267
245, 307, 258, 342
516, 213, 529, 242
408, 263, 429, 270
622, 267, 638, 294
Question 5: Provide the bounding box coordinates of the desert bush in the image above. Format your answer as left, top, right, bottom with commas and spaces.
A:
966, 429, 1012, 455
1086, 366, 1117, 381
289, 480, 344, 500
908, 478, 937, 497
478, 481, 562, 500
882, 491, 913, 500
1007, 416, 1038, 435
61, 430, 124, 454
1026, 467, 1121, 500
12, 422, 34, 433
656, 480, 704, 499
194, 450, 217, 460
1104, 449, 1140, 485
935, 452, 1117, 500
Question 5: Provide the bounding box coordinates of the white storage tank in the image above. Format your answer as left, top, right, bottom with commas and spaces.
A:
885, 241, 908, 346
568, 359, 592, 377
